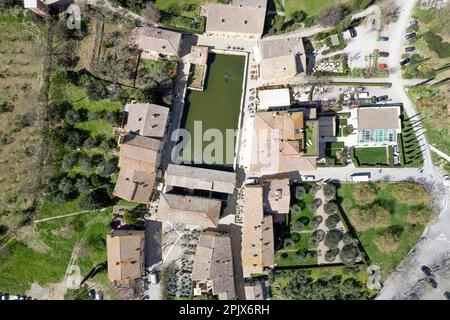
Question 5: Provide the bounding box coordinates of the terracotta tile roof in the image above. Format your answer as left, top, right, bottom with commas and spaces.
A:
250, 111, 317, 173
113, 168, 155, 204
156, 194, 222, 228
118, 134, 160, 172
191, 231, 236, 300
124, 103, 169, 138
165, 164, 236, 194
134, 26, 182, 58
242, 185, 274, 278
107, 230, 145, 281
206, 3, 267, 36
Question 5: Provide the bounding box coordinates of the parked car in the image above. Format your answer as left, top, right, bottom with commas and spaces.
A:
88, 289, 96, 300
302, 175, 315, 182
421, 265, 432, 276
376, 95, 388, 102
443, 175, 450, 188
379, 36, 389, 41
348, 27, 357, 38
245, 177, 259, 185
405, 46, 416, 52
405, 32, 417, 40
400, 58, 411, 66
378, 63, 388, 70
409, 19, 418, 25
378, 51, 390, 57
150, 272, 159, 284
95, 291, 104, 300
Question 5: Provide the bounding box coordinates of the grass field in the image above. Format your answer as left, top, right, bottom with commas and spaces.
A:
0, 13, 45, 214
354, 147, 388, 166
284, 0, 333, 21
338, 182, 432, 279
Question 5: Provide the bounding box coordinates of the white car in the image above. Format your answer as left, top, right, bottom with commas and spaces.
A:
302, 175, 315, 182
443, 175, 450, 188
245, 177, 259, 185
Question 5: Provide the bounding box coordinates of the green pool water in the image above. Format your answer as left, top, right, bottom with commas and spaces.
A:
181, 53, 245, 167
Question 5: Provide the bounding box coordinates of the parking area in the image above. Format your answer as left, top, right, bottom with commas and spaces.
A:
342, 24, 378, 69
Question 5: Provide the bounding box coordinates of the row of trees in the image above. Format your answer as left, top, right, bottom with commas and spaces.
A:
280, 269, 375, 299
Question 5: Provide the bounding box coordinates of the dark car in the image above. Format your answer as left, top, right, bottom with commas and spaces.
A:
400, 58, 411, 66
348, 27, 357, 38
376, 95, 388, 102
428, 277, 438, 289
378, 51, 390, 57
405, 46, 416, 52
421, 265, 432, 276
88, 289, 96, 300
405, 32, 417, 40
379, 36, 389, 41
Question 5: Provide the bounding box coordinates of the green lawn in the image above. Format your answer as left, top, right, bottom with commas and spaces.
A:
338, 183, 431, 280
354, 147, 388, 166
305, 121, 319, 156
155, 0, 222, 18
326, 141, 345, 158
274, 184, 318, 267
284, 0, 332, 21
0, 211, 113, 295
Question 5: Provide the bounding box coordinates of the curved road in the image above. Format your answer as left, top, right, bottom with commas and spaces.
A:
377, 0, 450, 300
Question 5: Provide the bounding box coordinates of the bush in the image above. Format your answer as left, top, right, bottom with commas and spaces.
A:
62, 153, 79, 170
0, 101, 14, 114
353, 183, 377, 205
293, 219, 305, 232
325, 214, 340, 229
0, 225, 8, 236
350, 204, 390, 231
323, 184, 336, 199
293, 249, 307, 262
283, 238, 295, 249
324, 202, 338, 215
312, 229, 325, 242
317, 5, 347, 27
87, 233, 106, 251
310, 215, 323, 229
290, 204, 302, 215
295, 186, 306, 200
340, 244, 359, 265
325, 248, 340, 262
308, 236, 319, 249
78, 187, 112, 210
423, 31, 450, 58
291, 232, 301, 243
76, 176, 92, 193
324, 229, 343, 249
97, 158, 118, 178
342, 232, 354, 245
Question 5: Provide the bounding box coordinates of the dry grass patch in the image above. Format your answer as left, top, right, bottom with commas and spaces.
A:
393, 183, 430, 206
353, 183, 378, 205
349, 204, 390, 231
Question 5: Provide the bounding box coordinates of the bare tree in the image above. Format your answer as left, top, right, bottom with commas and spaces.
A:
380, 3, 400, 27
141, 1, 161, 24
316, 5, 346, 27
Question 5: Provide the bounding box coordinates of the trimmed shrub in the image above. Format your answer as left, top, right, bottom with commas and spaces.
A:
325, 214, 340, 229
295, 186, 306, 200
323, 184, 337, 199
325, 248, 340, 262
310, 215, 323, 229
324, 202, 339, 215
312, 229, 325, 242
340, 244, 359, 265
324, 229, 343, 249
